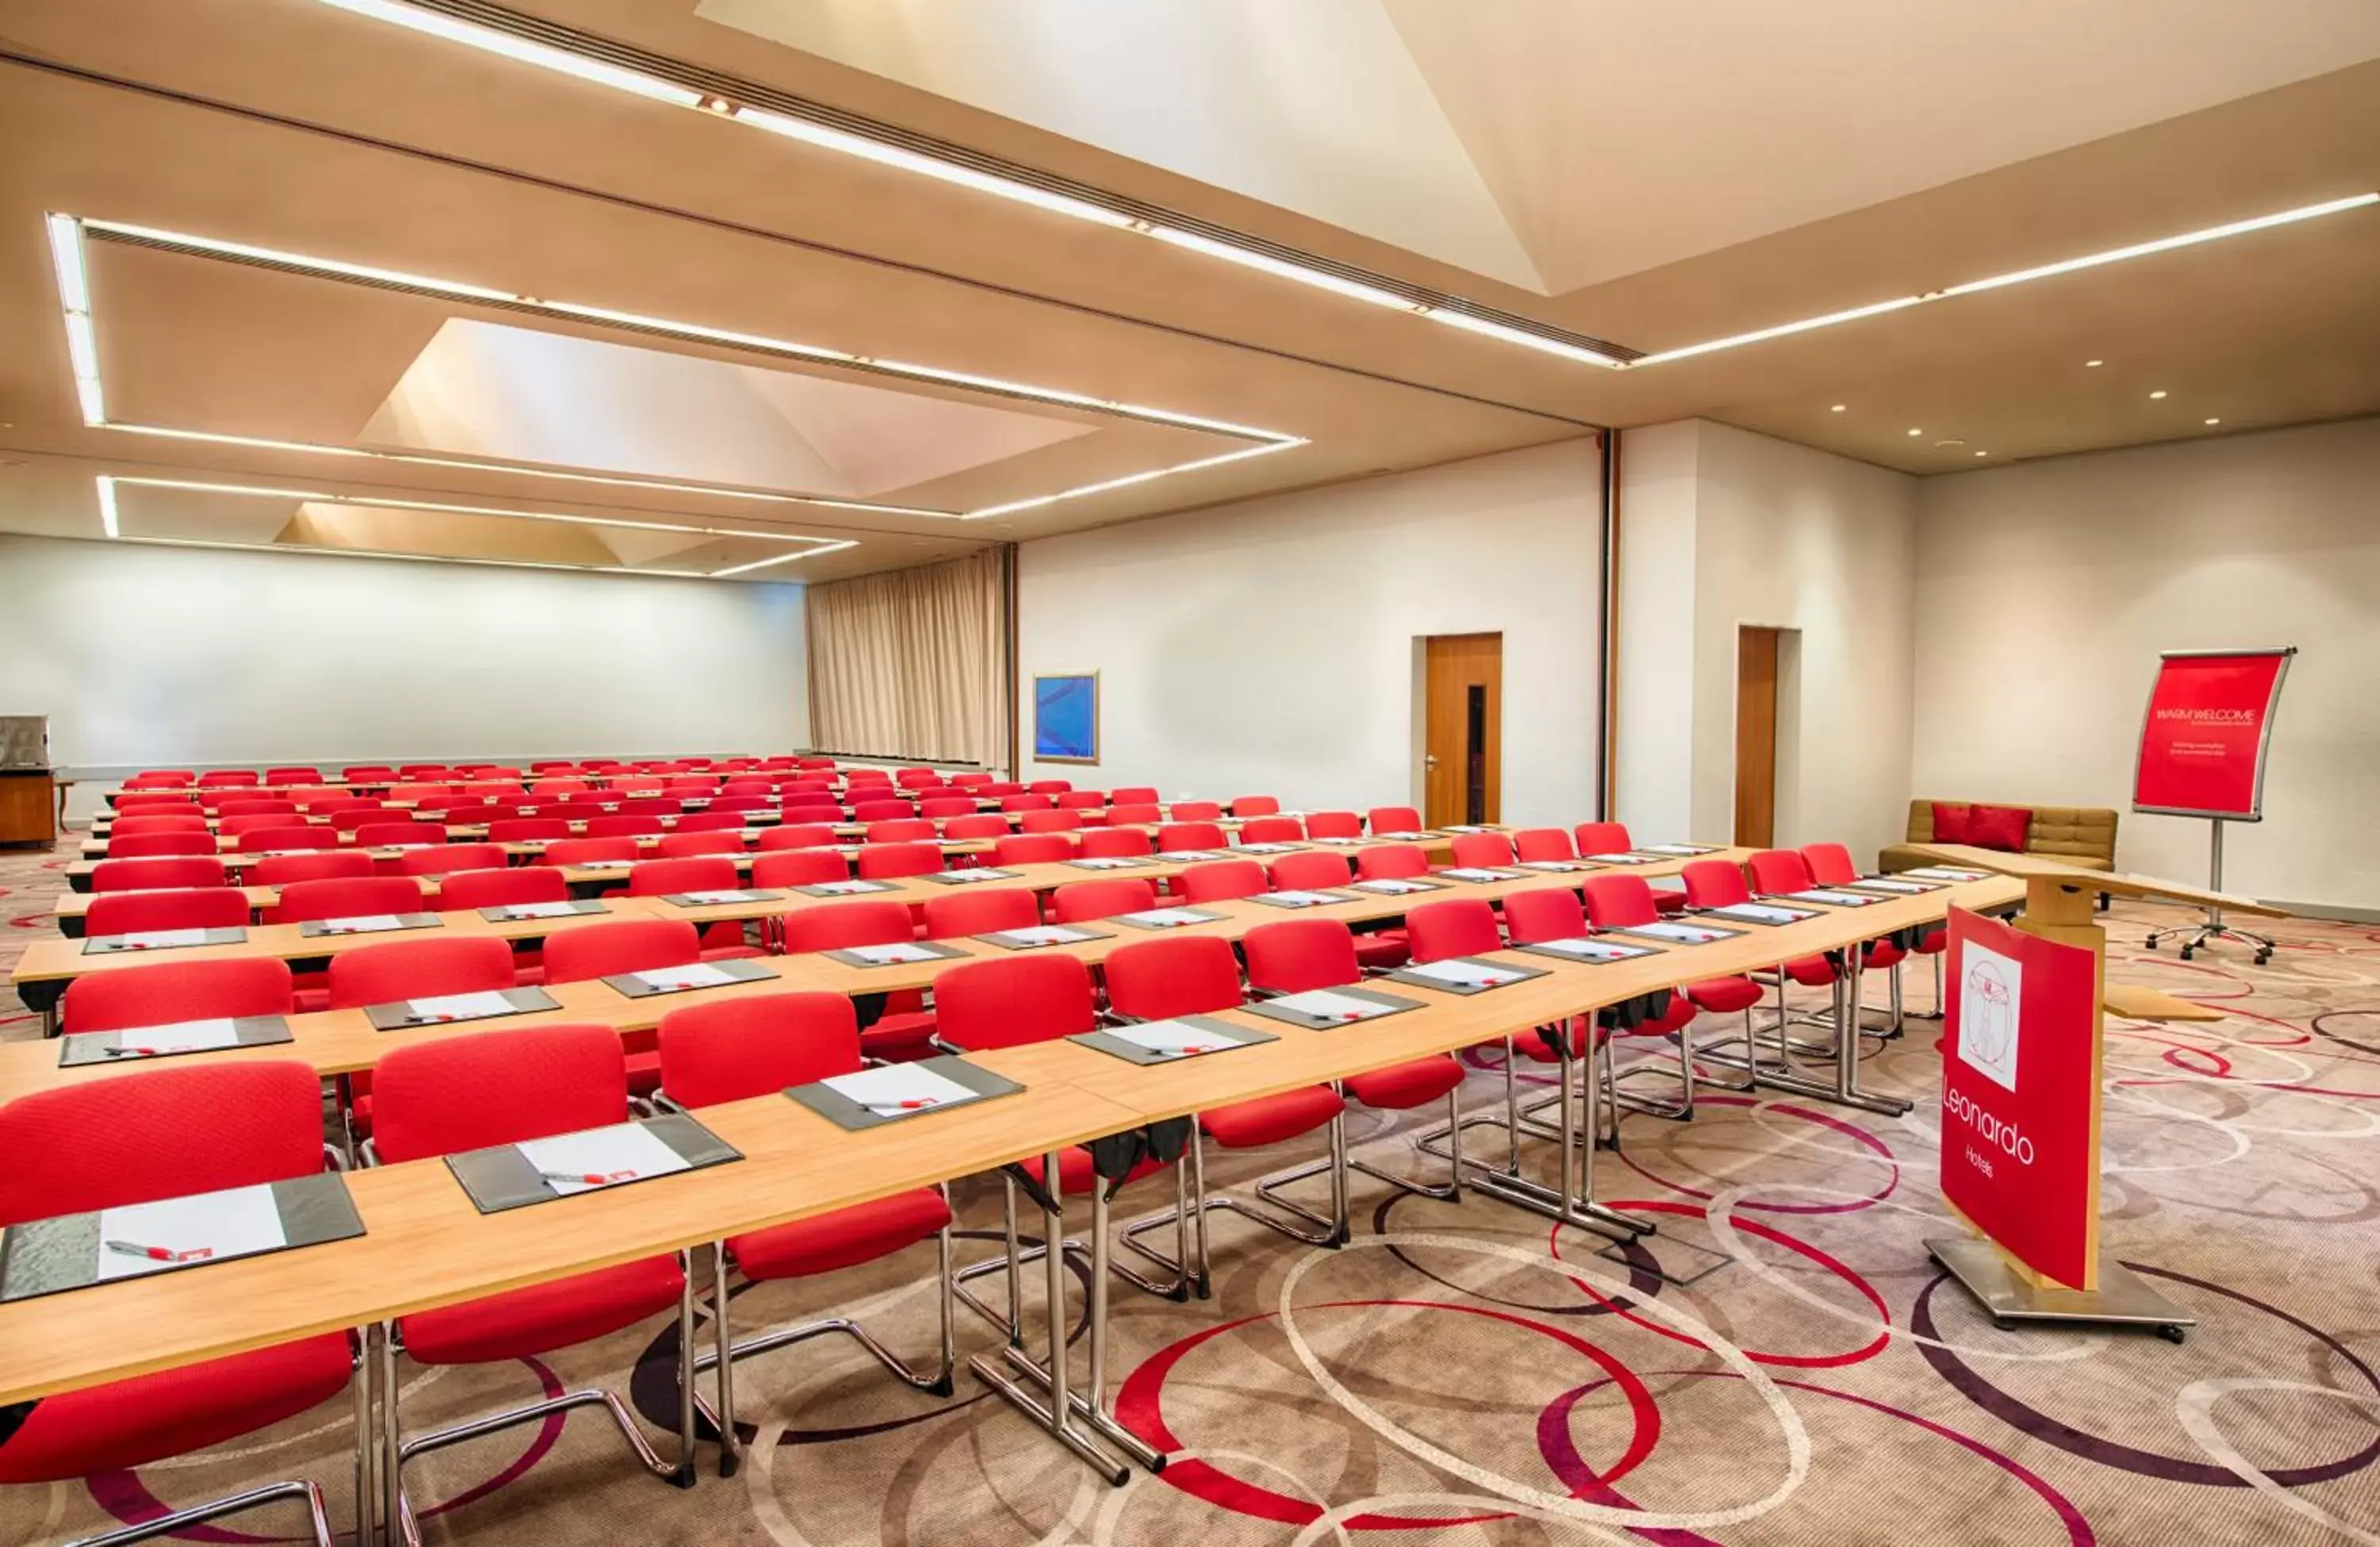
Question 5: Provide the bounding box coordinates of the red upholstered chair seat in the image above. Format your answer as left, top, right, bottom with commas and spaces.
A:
1344, 1054, 1464, 1110
1018, 1147, 1170, 1195
1199, 1084, 1345, 1147
730, 1188, 952, 1280
1686, 976, 1766, 1015
398, 1256, 685, 1366
0, 1337, 352, 1482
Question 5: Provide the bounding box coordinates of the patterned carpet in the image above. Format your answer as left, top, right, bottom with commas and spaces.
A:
3, 835, 2376, 1545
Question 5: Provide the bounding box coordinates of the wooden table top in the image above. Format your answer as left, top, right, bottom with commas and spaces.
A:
0, 871, 2021, 1405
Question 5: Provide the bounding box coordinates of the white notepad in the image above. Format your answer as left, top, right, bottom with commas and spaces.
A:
1795, 889, 1879, 907
519, 1123, 690, 1196
820, 1062, 981, 1118
498, 901, 583, 919
681, 890, 757, 905
1266, 890, 1344, 906
1518, 860, 1580, 871
1119, 908, 1213, 927
313, 915, 408, 935
1001, 925, 1096, 946
844, 942, 941, 965
1314, 836, 1367, 846
97, 1184, 286, 1283
1107, 1019, 1235, 1058
1906, 867, 1988, 881
1350, 878, 1431, 895
1526, 938, 1647, 963
113, 928, 211, 950
1156, 850, 1222, 862
1443, 824, 1495, 834
1625, 921, 1733, 944
932, 869, 1008, 884
633, 962, 738, 992
1641, 843, 1708, 856
808, 880, 881, 895
1439, 868, 1511, 883
1710, 904, 1807, 926
102, 1017, 241, 1054
1850, 877, 1929, 894
1266, 988, 1393, 1022
1587, 852, 1652, 864
404, 991, 519, 1022
577, 858, 637, 870
1401, 959, 1527, 989
1072, 858, 1145, 870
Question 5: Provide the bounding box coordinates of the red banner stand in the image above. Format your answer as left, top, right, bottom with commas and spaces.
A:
1913, 844, 2282, 1340
2135, 646, 2294, 965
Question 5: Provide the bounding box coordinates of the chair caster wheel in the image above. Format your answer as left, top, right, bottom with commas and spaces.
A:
2255, 952, 2271, 966
2179, 948, 2194, 961
2157, 1324, 2188, 1345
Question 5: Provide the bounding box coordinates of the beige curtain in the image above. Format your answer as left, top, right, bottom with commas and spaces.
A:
806, 548, 1010, 769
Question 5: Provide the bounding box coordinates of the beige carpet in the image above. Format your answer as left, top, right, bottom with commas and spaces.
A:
3, 838, 2375, 1545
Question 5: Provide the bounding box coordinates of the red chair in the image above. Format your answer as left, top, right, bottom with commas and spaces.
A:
90, 854, 227, 892
672, 811, 747, 834
198, 770, 261, 788
248, 851, 376, 888
542, 837, 640, 868
1230, 796, 1280, 817
61, 957, 294, 1035
1580, 820, 1686, 912
1512, 827, 1577, 862
124, 770, 196, 787
1027, 779, 1072, 796
1747, 847, 1815, 897
239, 826, 340, 854
220, 813, 300, 838
1303, 811, 1361, 840
1265, 850, 1357, 895
108, 830, 217, 859
1355, 843, 1430, 881
489, 817, 572, 843
866, 818, 938, 845
1018, 809, 1083, 835
628, 859, 762, 955
267, 876, 424, 926
1164, 801, 1219, 823
656, 993, 955, 1464
855, 842, 942, 881
1157, 821, 1227, 853
370, 1027, 697, 1540
539, 919, 708, 1088
776, 903, 935, 1059
1244, 918, 1464, 1200
589, 814, 666, 838
750, 850, 850, 889
1105, 802, 1162, 827
756, 823, 843, 851
1105, 935, 1348, 1281
921, 887, 1041, 939
85, 887, 252, 938
108, 816, 212, 840
1772, 845, 1910, 1023
1679, 858, 1844, 1053
998, 793, 1054, 813
705, 796, 769, 820
895, 767, 944, 790
948, 771, 994, 788
328, 808, 396, 834
919, 797, 976, 820
532, 778, 590, 798
852, 799, 916, 823
1449, 831, 1519, 868
1050, 878, 1157, 923
395, 843, 509, 879
1367, 806, 1423, 835
215, 798, 298, 819
1533, 881, 1722, 1121
657, 831, 748, 858
1108, 786, 1158, 805
1078, 827, 1154, 859
1174, 858, 1265, 904
0, 1063, 362, 1544
437, 865, 571, 913
992, 833, 1073, 867
328, 936, 516, 1009
944, 813, 1011, 840
1055, 790, 1106, 812
1235, 816, 1305, 845
932, 957, 1188, 1307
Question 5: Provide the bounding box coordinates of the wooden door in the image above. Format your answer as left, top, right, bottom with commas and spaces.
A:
1424, 633, 1502, 827
1733, 626, 1779, 847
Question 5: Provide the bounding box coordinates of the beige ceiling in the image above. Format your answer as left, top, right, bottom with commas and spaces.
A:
0, 0, 2374, 582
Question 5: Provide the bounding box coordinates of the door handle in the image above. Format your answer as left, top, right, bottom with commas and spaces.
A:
1424, 754, 1438, 769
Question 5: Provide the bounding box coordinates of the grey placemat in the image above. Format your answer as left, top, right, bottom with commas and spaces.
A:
1071, 1014, 1277, 1066
444, 1112, 741, 1215
1242, 984, 1426, 1030
58, 1015, 293, 1067
365, 987, 561, 1032
0, 1174, 363, 1303
783, 1055, 1023, 1132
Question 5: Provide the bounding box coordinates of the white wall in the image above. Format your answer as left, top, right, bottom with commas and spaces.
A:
0, 536, 809, 816
1015, 439, 1603, 824
1914, 417, 2380, 911
1615, 420, 1919, 863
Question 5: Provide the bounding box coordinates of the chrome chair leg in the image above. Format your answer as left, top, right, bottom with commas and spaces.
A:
1121, 1121, 1349, 1301
956, 1165, 1192, 1342
1288, 1086, 1461, 1204
381, 1257, 700, 1547
65, 1483, 334, 1547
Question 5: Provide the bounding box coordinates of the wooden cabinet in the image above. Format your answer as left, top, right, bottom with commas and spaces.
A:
0, 770, 57, 845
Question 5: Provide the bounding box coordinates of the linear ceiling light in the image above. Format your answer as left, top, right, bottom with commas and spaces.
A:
117, 532, 717, 578
1633, 193, 2379, 367
102, 474, 856, 572
965, 441, 1299, 520
104, 424, 957, 517
305, 0, 1630, 370
47, 213, 103, 424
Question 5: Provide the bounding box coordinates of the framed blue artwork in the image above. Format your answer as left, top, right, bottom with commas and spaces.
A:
1033, 671, 1100, 764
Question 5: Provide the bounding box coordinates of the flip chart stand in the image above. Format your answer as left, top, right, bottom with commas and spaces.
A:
1914, 846, 2240, 1341
2142, 819, 2276, 965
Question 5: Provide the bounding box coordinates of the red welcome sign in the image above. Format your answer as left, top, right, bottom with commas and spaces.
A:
1940, 908, 2100, 1288
2132, 649, 2293, 820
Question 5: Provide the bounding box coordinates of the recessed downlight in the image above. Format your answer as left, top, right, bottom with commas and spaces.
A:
1906, 428, 1923, 436
2149, 390, 2169, 400
1830, 404, 1847, 413
1933, 439, 1966, 447
2205, 417, 2222, 426
2086, 359, 2105, 368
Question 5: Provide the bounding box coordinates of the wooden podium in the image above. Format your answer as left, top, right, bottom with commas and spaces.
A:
1910, 843, 2285, 1339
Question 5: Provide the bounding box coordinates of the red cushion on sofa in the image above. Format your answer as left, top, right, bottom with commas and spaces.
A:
1929, 802, 1974, 843
1967, 804, 2033, 852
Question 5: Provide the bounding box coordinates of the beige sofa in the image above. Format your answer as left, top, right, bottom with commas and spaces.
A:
1879, 800, 2117, 873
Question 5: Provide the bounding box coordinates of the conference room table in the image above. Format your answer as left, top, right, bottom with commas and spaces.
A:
23, 835, 1478, 1012
0, 868, 2025, 1503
